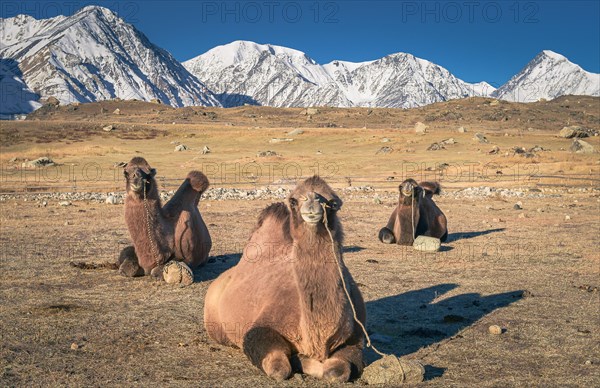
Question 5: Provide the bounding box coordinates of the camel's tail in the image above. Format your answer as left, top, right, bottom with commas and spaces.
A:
420, 181, 441, 196
187, 171, 210, 194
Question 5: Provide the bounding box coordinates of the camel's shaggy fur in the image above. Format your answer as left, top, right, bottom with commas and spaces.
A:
378, 179, 448, 245
204, 176, 365, 382
119, 157, 212, 276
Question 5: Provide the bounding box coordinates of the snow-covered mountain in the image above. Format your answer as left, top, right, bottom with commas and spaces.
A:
184, 40, 494, 108
493, 50, 600, 102
0, 6, 219, 108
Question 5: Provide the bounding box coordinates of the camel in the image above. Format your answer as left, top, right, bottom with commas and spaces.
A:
204, 176, 365, 382
378, 179, 448, 245
117, 157, 212, 280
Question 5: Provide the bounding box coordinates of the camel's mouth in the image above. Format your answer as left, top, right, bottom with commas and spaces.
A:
301, 211, 324, 224
299, 191, 327, 225
126, 169, 153, 195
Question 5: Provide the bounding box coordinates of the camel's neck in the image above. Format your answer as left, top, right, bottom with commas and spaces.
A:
292, 231, 352, 359
125, 196, 173, 268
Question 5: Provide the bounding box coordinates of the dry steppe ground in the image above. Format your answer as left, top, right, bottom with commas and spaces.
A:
1, 97, 599, 386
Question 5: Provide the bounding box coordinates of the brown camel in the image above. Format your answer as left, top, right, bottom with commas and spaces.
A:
118, 157, 212, 278
204, 176, 365, 382
378, 178, 448, 245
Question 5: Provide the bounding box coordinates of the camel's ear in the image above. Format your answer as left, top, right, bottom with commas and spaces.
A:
328, 197, 342, 211
150, 168, 156, 177
288, 197, 298, 209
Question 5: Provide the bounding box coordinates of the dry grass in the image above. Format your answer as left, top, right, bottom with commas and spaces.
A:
0, 96, 599, 386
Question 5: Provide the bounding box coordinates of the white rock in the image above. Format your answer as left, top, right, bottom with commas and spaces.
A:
413, 236, 441, 252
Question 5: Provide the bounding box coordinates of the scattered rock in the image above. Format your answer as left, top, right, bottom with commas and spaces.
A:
70, 342, 80, 350
113, 108, 121, 115
376, 146, 393, 155
362, 356, 425, 385
518, 213, 526, 219
488, 325, 503, 335
322, 122, 337, 128
102, 125, 114, 132
150, 98, 162, 104
300, 107, 319, 115
488, 146, 500, 155
105, 195, 117, 205
381, 138, 391, 143
559, 125, 589, 138
59, 201, 71, 207
489, 99, 500, 106
257, 150, 279, 157
440, 138, 456, 145
23, 157, 55, 168
174, 144, 188, 152
46, 96, 60, 106
269, 138, 294, 144
201, 146, 211, 155
473, 133, 489, 143
373, 196, 383, 204
457, 126, 467, 133
570, 139, 595, 154
415, 122, 428, 135
514, 202, 523, 210
413, 236, 441, 252
287, 129, 304, 135
427, 142, 445, 151
565, 215, 571, 221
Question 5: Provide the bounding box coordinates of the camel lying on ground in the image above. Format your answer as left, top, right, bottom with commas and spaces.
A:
204, 176, 365, 382
378, 179, 448, 245
117, 157, 212, 280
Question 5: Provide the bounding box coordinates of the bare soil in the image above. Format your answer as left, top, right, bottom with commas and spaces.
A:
1, 97, 599, 386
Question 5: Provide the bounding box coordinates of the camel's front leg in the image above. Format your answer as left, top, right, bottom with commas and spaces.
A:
323, 343, 364, 382
117, 246, 144, 277
243, 327, 293, 381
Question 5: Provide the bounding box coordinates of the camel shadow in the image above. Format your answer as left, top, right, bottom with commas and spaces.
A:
344, 245, 366, 253
196, 253, 241, 282
446, 228, 505, 242
364, 283, 523, 379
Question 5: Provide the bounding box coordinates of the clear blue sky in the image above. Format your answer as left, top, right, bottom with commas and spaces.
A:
2, 0, 599, 87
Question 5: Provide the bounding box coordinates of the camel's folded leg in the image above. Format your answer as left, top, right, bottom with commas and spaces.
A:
243, 327, 293, 381
323, 344, 364, 382
378, 227, 396, 244
117, 246, 144, 277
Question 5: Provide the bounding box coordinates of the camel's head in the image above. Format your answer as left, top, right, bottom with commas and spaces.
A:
124, 157, 156, 198
288, 176, 342, 236
398, 178, 424, 206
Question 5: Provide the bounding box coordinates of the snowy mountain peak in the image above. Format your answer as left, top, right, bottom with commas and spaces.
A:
185, 41, 491, 108
0, 6, 219, 111
493, 51, 600, 102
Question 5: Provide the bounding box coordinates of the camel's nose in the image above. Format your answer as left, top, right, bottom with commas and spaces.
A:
401, 182, 415, 197
300, 192, 325, 224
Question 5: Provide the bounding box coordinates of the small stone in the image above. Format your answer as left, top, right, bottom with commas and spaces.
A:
305, 107, 319, 115
64, 221, 72, 226
381, 137, 391, 143
518, 213, 526, 219
59, 201, 71, 206
570, 139, 595, 154
413, 236, 441, 252
565, 215, 571, 220
415, 122, 428, 135
113, 108, 121, 115
489, 99, 500, 106
488, 325, 503, 335
373, 197, 383, 205
585, 360, 593, 365
70, 342, 80, 350
513, 203, 522, 210
201, 146, 211, 154
174, 144, 188, 152
457, 126, 467, 133
473, 133, 489, 143
269, 138, 294, 143
42, 201, 48, 207
287, 129, 304, 135
106, 195, 117, 205
362, 356, 425, 385
537, 208, 543, 213
102, 125, 114, 132
376, 146, 393, 154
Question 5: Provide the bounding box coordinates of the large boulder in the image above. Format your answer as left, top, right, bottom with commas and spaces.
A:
569, 139, 595, 154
